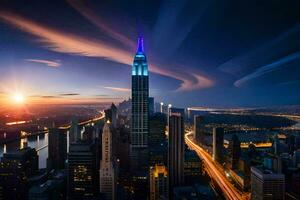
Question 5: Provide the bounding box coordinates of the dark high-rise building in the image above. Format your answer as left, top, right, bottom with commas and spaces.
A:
47, 127, 67, 170
82, 125, 94, 143
287, 134, 296, 155
228, 134, 241, 170
295, 135, 300, 149
194, 115, 205, 145
149, 113, 167, 166
184, 149, 203, 185
70, 118, 79, 144
67, 142, 97, 199
0, 147, 38, 200
168, 112, 185, 195
149, 113, 167, 147
149, 97, 154, 116
213, 127, 224, 163
251, 167, 285, 200
130, 37, 149, 171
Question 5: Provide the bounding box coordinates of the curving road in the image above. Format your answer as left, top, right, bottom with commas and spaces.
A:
185, 131, 248, 200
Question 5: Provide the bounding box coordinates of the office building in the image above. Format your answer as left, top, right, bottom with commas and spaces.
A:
47, 127, 67, 170
194, 115, 205, 145
213, 127, 224, 163
82, 125, 95, 143
69, 118, 79, 143
130, 37, 149, 171
149, 113, 167, 166
100, 122, 116, 200
149, 97, 154, 116
168, 112, 185, 195
251, 166, 285, 200
67, 142, 97, 199
184, 149, 202, 185
263, 155, 282, 173
149, 165, 168, 200
228, 134, 241, 169
149, 113, 167, 147
0, 147, 38, 199
287, 134, 296, 155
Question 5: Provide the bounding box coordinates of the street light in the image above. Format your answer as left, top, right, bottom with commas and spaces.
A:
160, 102, 164, 113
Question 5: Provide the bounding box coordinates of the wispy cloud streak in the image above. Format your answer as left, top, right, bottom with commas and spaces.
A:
234, 51, 300, 87
0, 11, 213, 91
219, 23, 300, 77
25, 59, 61, 67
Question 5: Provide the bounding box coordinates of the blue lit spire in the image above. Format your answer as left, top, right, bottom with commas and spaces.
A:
132, 37, 148, 76
137, 37, 144, 53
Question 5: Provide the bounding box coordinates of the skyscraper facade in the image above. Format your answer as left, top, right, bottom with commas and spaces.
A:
0, 147, 38, 199
149, 165, 169, 200
213, 127, 224, 163
100, 121, 116, 200
70, 118, 79, 144
251, 166, 285, 200
184, 149, 203, 185
67, 143, 97, 199
194, 115, 205, 145
168, 112, 185, 195
149, 97, 154, 116
131, 37, 149, 170
228, 134, 241, 170
47, 127, 67, 170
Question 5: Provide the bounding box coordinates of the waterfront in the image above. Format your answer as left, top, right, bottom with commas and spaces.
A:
0, 133, 48, 169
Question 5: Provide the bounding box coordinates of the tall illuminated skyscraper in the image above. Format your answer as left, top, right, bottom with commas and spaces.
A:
100, 121, 116, 200
131, 37, 149, 170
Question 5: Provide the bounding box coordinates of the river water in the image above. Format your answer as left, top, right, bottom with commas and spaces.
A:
0, 133, 49, 169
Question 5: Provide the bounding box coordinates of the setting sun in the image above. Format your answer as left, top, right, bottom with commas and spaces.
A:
12, 93, 25, 104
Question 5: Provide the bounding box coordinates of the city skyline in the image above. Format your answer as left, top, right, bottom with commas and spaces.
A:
1, 0, 300, 108
1, 2, 300, 200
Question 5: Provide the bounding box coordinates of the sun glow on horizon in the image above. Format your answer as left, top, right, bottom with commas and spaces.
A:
12, 93, 25, 104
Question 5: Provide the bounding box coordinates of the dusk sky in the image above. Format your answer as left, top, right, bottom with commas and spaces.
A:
0, 0, 300, 107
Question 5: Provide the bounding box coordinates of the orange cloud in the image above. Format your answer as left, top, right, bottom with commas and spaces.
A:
104, 86, 131, 92
25, 59, 61, 67
0, 93, 123, 106
0, 11, 213, 91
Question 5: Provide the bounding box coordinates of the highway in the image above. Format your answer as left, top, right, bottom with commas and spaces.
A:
58, 111, 105, 130
185, 131, 248, 200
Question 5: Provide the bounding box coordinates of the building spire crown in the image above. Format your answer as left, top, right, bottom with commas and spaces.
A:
137, 37, 144, 53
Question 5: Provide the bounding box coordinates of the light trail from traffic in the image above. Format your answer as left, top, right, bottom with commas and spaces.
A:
185, 131, 248, 200
59, 111, 105, 130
